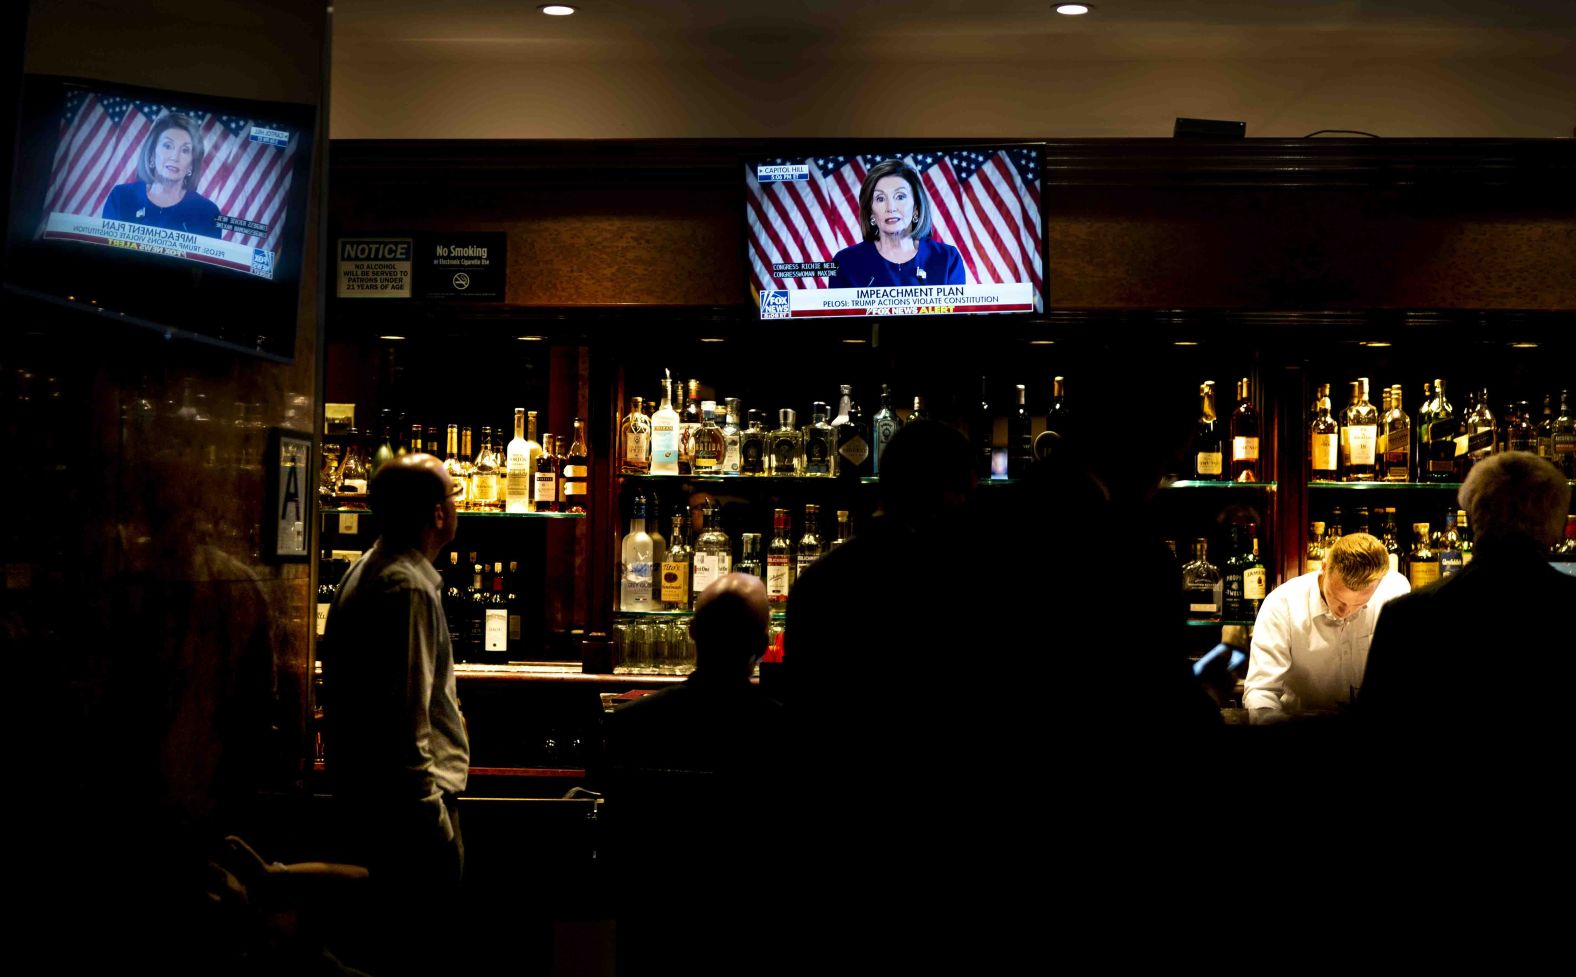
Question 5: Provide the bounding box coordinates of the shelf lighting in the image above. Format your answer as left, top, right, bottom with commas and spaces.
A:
1509, 342, 1539, 348
539, 4, 576, 15
516, 335, 546, 341
378, 335, 405, 341
842, 338, 867, 344
1029, 340, 1056, 345
1360, 341, 1392, 347
1173, 340, 1199, 346
698, 337, 726, 343
1055, 3, 1091, 14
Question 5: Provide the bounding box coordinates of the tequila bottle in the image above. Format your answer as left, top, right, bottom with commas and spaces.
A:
721, 397, 742, 474
620, 396, 651, 475
770, 409, 802, 476
803, 401, 834, 475
692, 400, 725, 473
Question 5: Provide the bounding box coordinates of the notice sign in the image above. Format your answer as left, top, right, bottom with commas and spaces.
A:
337, 238, 413, 298
417, 232, 506, 300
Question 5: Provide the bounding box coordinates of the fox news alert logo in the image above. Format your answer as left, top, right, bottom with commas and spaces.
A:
760, 290, 791, 319
756, 164, 809, 183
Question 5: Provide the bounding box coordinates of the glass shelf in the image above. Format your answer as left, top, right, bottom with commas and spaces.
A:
1163, 480, 1277, 490
614, 608, 786, 620
320, 507, 584, 519
1185, 618, 1256, 628
1307, 481, 1461, 490
620, 473, 879, 484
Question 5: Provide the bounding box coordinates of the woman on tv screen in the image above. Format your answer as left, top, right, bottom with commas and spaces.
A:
829, 159, 965, 289
101, 112, 221, 238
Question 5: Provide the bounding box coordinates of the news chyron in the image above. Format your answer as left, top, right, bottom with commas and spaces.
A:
747, 149, 1044, 320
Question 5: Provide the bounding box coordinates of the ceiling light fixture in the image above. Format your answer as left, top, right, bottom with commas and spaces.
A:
699, 337, 726, 343
539, 4, 576, 15
379, 335, 406, 341
1029, 340, 1056, 345
1173, 340, 1199, 346
1509, 342, 1539, 348
516, 335, 546, 341
1360, 341, 1392, 348
1055, 4, 1091, 15
842, 338, 867, 344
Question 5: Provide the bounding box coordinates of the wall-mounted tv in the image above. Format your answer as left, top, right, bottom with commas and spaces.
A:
747, 145, 1044, 321
3, 75, 317, 361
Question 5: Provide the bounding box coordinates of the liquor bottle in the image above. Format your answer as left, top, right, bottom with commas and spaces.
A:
973, 376, 994, 479
678, 378, 702, 475
337, 433, 369, 495
1553, 390, 1576, 477
691, 502, 732, 599
1305, 520, 1327, 575
441, 551, 465, 650
1505, 401, 1538, 454
443, 424, 469, 508
1193, 380, 1224, 481
830, 509, 853, 551
1008, 383, 1033, 479
737, 532, 764, 580
1455, 508, 1474, 566
1407, 522, 1439, 589
645, 492, 667, 572
472, 426, 501, 510
373, 411, 396, 474
692, 400, 725, 473
1353, 505, 1372, 537
1222, 525, 1248, 621
1553, 515, 1576, 564
872, 384, 899, 475
1309, 382, 1339, 482
466, 559, 488, 662
1422, 379, 1459, 483
1035, 375, 1069, 462
561, 418, 589, 513
408, 421, 425, 459
1327, 506, 1345, 552
1341, 377, 1379, 481
1464, 388, 1498, 473
620, 396, 651, 475
505, 561, 524, 657
835, 389, 872, 480
1182, 538, 1223, 621
1229, 377, 1261, 483
832, 384, 853, 428
457, 426, 476, 509
770, 409, 802, 476
1534, 393, 1555, 460
766, 508, 793, 604
484, 561, 509, 660
1413, 381, 1435, 476
425, 424, 440, 457
910, 395, 929, 423
1384, 384, 1411, 482
533, 433, 559, 513
722, 397, 743, 474
803, 402, 834, 476
651, 377, 681, 476
1242, 535, 1267, 620
1375, 386, 1390, 469
660, 513, 692, 610
619, 495, 656, 611
1380, 508, 1402, 574
1435, 510, 1463, 578
505, 408, 531, 514
796, 504, 824, 579
740, 408, 768, 475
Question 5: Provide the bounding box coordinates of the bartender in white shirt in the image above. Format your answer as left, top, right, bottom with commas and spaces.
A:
1243, 533, 1410, 724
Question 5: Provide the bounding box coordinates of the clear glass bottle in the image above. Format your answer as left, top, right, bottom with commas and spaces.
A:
1309, 382, 1339, 482
337, 432, 369, 496
678, 378, 702, 476
872, 384, 899, 475
691, 502, 732, 599
721, 397, 743, 474
1341, 377, 1379, 481
766, 508, 793, 604
797, 504, 824, 579
1008, 383, 1033, 479
505, 408, 531, 514
561, 418, 589, 513
692, 400, 725, 473
1182, 538, 1223, 621
770, 408, 803, 476
651, 377, 682, 476
1407, 522, 1439, 589
457, 426, 476, 509
737, 532, 764, 580
660, 512, 692, 611
1384, 383, 1411, 482
443, 423, 469, 508
620, 396, 651, 475
1230, 377, 1261, 483
740, 408, 768, 475
619, 495, 656, 611
472, 425, 501, 510
803, 401, 834, 476
1194, 380, 1224, 481
836, 398, 871, 480
533, 433, 559, 513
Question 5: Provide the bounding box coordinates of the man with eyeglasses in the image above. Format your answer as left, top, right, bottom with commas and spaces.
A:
321, 453, 468, 975
1243, 532, 1409, 724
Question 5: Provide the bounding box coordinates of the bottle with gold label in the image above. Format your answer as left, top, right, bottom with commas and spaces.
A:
1384, 384, 1411, 482
620, 396, 651, 475
1341, 377, 1379, 481
1305, 521, 1327, 575
1193, 380, 1224, 481
1406, 522, 1439, 589
561, 417, 589, 513
533, 433, 559, 513
442, 423, 468, 508
660, 513, 692, 611
471, 426, 501, 510
1309, 383, 1338, 482
1229, 377, 1261, 483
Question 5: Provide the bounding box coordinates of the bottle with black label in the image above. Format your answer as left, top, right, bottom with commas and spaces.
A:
1464, 388, 1498, 473
1422, 379, 1458, 482
1435, 511, 1463, 578
803, 402, 834, 475
1553, 390, 1576, 476
1222, 525, 1248, 621
533, 433, 559, 513
1407, 523, 1439, 589
770, 409, 802, 476
835, 389, 872, 479
1384, 384, 1411, 482
1182, 538, 1223, 621
740, 409, 767, 476
1505, 400, 1538, 455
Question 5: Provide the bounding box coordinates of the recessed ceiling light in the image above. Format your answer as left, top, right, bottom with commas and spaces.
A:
1029, 340, 1056, 345
539, 4, 575, 15
1361, 341, 1392, 347
1509, 342, 1539, 348
379, 335, 406, 341
1055, 3, 1091, 15
1173, 340, 1199, 346
699, 337, 726, 343
842, 338, 867, 344
516, 335, 546, 341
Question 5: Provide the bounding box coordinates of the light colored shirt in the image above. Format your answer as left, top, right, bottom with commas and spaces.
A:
1244, 569, 1410, 722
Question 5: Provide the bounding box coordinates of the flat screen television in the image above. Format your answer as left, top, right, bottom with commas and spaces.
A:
746, 145, 1044, 321
3, 74, 317, 361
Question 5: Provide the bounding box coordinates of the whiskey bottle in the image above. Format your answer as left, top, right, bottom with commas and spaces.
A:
797, 504, 824, 579
1383, 384, 1411, 482
619, 495, 656, 612
533, 433, 559, 513
1553, 390, 1576, 476
505, 408, 531, 514
692, 400, 726, 474
766, 508, 793, 604
872, 384, 899, 475
408, 422, 425, 459
1505, 400, 1538, 454
457, 426, 476, 507
561, 418, 589, 513
1305, 520, 1327, 575
1341, 377, 1379, 481
660, 513, 692, 611
1222, 525, 1249, 621
1229, 377, 1261, 483
1422, 379, 1459, 482
1380, 508, 1402, 574
770, 409, 802, 476
464, 558, 486, 662
373, 412, 396, 474
425, 424, 440, 457
836, 399, 872, 480
651, 377, 681, 476
973, 376, 994, 479
1008, 383, 1033, 479
803, 402, 834, 476
737, 532, 764, 580
1035, 375, 1069, 462
1194, 380, 1224, 481
620, 396, 651, 475
722, 397, 743, 474
678, 378, 702, 475
443, 424, 469, 508
1407, 522, 1439, 589
1309, 383, 1339, 482
1413, 381, 1435, 477
472, 426, 501, 510
505, 561, 524, 657
1182, 538, 1223, 621
1536, 393, 1555, 461
1243, 535, 1267, 619
1455, 508, 1474, 565
441, 551, 465, 650
740, 408, 768, 475
1435, 510, 1463, 578
1463, 388, 1498, 473
691, 502, 732, 599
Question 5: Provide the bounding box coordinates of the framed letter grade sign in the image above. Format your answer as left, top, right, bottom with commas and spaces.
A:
267, 427, 313, 561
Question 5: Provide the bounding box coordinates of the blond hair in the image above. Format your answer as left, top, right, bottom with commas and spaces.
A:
1325, 532, 1388, 589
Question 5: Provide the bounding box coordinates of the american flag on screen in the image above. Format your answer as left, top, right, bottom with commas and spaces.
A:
40, 88, 302, 258
745, 148, 1043, 310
